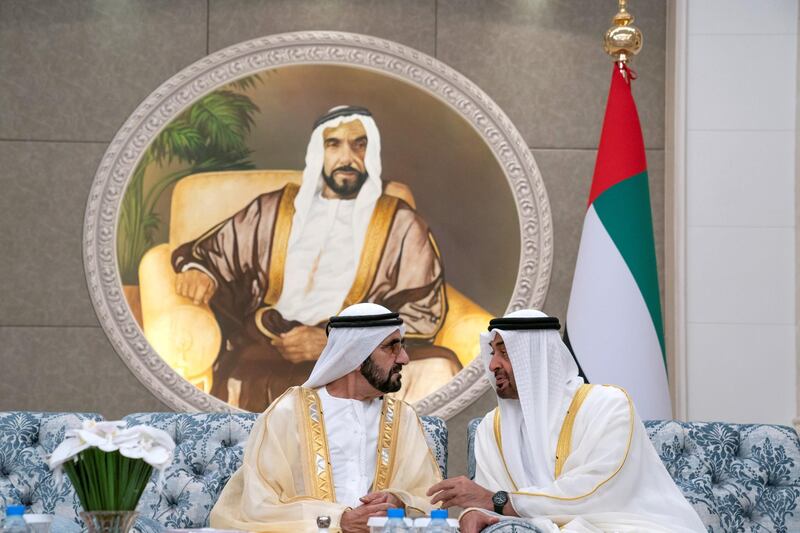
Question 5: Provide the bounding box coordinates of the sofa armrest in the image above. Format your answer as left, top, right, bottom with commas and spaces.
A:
435, 285, 492, 367
139, 244, 220, 391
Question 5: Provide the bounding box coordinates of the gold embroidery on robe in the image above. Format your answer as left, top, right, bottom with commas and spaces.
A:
555, 384, 595, 478
372, 395, 401, 492
493, 407, 519, 491
263, 183, 300, 306
512, 386, 635, 501
299, 387, 336, 501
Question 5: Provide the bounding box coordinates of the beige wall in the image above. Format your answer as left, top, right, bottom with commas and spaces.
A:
0, 0, 666, 477
668, 0, 797, 427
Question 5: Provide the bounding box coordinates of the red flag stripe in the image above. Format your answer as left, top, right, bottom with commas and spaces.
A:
587, 65, 648, 207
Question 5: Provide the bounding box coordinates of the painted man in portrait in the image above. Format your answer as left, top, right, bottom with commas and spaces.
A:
171, 105, 461, 412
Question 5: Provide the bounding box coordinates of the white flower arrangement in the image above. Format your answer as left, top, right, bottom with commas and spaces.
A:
48, 420, 176, 511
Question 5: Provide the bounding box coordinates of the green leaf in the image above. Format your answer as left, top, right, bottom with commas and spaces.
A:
117, 85, 261, 284
148, 121, 205, 166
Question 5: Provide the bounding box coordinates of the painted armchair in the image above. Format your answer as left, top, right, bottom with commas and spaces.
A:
137, 170, 491, 401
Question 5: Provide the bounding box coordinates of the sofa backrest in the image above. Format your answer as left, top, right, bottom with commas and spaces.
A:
168, 171, 416, 249
123, 412, 447, 529
0, 412, 102, 526
467, 417, 800, 532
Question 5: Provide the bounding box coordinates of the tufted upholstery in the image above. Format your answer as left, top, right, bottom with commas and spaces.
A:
467, 417, 482, 481
421, 415, 448, 477
467, 418, 800, 532
122, 413, 259, 529
645, 420, 800, 533
0, 412, 102, 527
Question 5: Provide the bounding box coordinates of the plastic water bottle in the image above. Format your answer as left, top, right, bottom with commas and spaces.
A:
3, 506, 30, 533
424, 509, 450, 532
382, 508, 409, 532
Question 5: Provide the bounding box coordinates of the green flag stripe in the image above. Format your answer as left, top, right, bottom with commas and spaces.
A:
592, 171, 665, 359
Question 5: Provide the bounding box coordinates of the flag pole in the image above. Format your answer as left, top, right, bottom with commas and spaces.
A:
603, 0, 643, 81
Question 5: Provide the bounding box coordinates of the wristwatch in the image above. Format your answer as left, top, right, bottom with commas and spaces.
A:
492, 490, 509, 514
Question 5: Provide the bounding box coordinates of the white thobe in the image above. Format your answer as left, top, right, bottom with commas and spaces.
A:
318, 386, 381, 508
275, 195, 357, 325
472, 385, 705, 532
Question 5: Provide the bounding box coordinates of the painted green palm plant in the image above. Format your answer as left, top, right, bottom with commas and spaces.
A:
118, 76, 261, 284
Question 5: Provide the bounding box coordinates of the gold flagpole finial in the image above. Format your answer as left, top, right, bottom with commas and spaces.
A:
603, 0, 643, 65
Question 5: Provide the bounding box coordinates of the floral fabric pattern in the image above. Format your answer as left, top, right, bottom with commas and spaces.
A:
421, 415, 448, 478
0, 412, 102, 526
122, 412, 259, 530
645, 420, 800, 533
468, 418, 800, 533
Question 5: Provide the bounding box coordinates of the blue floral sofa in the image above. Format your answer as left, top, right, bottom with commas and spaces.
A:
466, 418, 800, 533
0, 411, 448, 532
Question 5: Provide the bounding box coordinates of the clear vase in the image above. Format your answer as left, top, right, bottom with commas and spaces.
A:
80, 511, 138, 533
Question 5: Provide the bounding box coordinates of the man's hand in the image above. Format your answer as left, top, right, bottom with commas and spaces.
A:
340, 502, 392, 533
271, 325, 327, 364
427, 476, 494, 510
175, 270, 217, 305
359, 491, 404, 509
459, 509, 500, 533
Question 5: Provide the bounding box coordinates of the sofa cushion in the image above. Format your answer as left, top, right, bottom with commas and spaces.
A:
421, 415, 448, 478
123, 412, 258, 529
467, 417, 482, 480
124, 412, 447, 528
646, 420, 800, 533
468, 417, 800, 533
0, 412, 102, 525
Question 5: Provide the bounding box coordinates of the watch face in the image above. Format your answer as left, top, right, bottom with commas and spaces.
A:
492, 491, 508, 506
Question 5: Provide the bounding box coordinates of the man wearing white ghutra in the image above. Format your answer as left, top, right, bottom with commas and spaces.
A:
211, 303, 441, 533
428, 310, 704, 533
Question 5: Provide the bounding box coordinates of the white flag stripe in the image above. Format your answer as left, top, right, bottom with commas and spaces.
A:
567, 206, 671, 419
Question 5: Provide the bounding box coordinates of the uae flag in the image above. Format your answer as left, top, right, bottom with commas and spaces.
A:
565, 65, 671, 420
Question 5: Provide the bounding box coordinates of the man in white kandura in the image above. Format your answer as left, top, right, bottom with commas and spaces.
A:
210, 303, 441, 533
427, 310, 705, 533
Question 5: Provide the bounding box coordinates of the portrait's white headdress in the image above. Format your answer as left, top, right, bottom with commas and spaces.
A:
291, 106, 383, 266
303, 303, 405, 389
480, 309, 583, 488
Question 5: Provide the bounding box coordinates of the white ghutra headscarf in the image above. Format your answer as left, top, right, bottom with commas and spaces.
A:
290, 106, 383, 267
303, 303, 405, 389
480, 309, 584, 488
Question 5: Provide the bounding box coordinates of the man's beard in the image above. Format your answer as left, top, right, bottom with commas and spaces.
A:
494, 371, 519, 399
322, 166, 368, 197
360, 355, 403, 393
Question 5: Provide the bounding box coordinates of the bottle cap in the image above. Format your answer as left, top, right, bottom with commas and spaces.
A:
387, 508, 405, 518
431, 509, 448, 519
316, 515, 331, 528
6, 506, 25, 516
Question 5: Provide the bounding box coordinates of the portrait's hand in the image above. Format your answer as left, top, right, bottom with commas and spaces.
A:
359, 491, 404, 509
427, 476, 494, 510
340, 502, 392, 533
175, 270, 217, 305
459, 509, 499, 533
271, 325, 327, 363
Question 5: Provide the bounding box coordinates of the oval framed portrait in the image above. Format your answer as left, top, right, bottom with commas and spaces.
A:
84, 31, 553, 418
